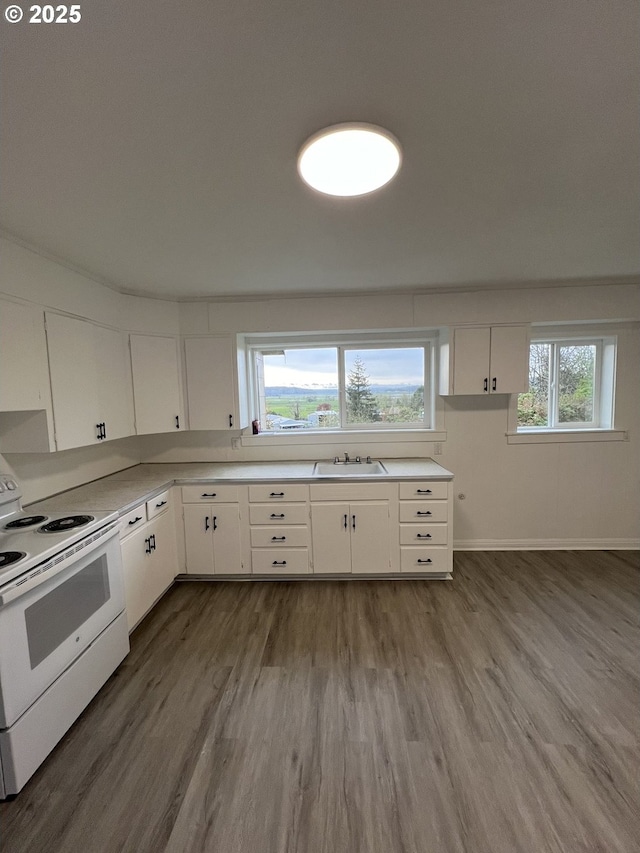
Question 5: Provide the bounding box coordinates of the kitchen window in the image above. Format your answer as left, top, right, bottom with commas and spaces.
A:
246, 332, 437, 436
507, 330, 621, 443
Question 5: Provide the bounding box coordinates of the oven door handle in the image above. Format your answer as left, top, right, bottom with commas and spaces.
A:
0, 523, 119, 607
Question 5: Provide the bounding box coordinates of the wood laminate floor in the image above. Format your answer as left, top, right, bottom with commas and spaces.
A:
1, 551, 638, 853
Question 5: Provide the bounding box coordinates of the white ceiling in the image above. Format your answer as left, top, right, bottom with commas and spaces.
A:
1, 0, 638, 300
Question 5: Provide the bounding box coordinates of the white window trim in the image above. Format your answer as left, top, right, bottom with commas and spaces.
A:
242, 329, 444, 442
507, 325, 621, 443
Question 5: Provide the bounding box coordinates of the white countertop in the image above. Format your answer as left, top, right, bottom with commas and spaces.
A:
27, 459, 453, 515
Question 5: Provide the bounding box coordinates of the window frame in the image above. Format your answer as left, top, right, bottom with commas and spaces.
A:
508, 327, 619, 442
244, 330, 438, 437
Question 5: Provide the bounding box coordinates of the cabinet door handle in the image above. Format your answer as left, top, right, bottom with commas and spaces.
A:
416, 511, 432, 516
103, 422, 107, 439
271, 536, 286, 541
150, 534, 156, 551
201, 493, 217, 498
272, 560, 287, 566
417, 558, 433, 564
269, 492, 285, 497
96, 423, 105, 440
343, 514, 348, 530
228, 414, 233, 428
175, 415, 180, 429
204, 516, 210, 531
212, 516, 218, 531
416, 533, 432, 539
155, 500, 167, 508
270, 513, 285, 519
144, 537, 152, 554
492, 377, 497, 391
416, 489, 432, 495
352, 514, 356, 530
483, 377, 488, 392
128, 516, 142, 526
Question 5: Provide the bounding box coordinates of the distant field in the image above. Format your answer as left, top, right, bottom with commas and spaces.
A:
265, 393, 338, 419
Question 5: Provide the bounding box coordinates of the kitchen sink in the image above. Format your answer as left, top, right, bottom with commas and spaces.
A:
313, 461, 388, 477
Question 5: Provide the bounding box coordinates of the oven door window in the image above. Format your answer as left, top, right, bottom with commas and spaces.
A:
24, 554, 111, 670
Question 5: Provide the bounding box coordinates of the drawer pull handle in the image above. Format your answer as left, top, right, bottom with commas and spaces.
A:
416, 489, 432, 494
271, 536, 286, 541
416, 511, 432, 516
201, 493, 217, 498
269, 492, 285, 497
270, 513, 285, 519
155, 500, 167, 508
272, 560, 287, 566
416, 533, 432, 539
417, 558, 433, 564
128, 516, 142, 526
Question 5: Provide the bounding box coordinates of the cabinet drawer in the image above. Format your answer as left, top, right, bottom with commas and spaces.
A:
310, 483, 394, 502
400, 523, 448, 545
249, 484, 309, 503
250, 526, 310, 548
399, 482, 448, 500
249, 504, 308, 525
251, 548, 310, 574
400, 547, 450, 574
399, 502, 448, 523
147, 489, 171, 520
182, 485, 239, 503
119, 503, 147, 539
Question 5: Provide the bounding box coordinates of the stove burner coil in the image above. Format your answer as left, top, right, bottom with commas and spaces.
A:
4, 515, 48, 530
38, 515, 94, 534
0, 551, 26, 567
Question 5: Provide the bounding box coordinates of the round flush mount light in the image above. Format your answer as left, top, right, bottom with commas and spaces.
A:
297, 123, 402, 197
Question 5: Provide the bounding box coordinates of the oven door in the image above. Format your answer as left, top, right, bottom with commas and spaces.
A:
0, 529, 125, 729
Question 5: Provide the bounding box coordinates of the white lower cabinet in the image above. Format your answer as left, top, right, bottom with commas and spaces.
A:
120, 497, 178, 631
311, 501, 391, 574
248, 483, 311, 575
183, 503, 245, 574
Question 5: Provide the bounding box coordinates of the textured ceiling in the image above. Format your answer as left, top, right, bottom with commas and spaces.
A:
1, 0, 638, 299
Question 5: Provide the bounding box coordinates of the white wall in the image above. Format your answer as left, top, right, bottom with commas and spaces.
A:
2, 236, 639, 546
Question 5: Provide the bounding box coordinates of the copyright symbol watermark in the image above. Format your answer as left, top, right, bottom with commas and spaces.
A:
4, 4, 23, 22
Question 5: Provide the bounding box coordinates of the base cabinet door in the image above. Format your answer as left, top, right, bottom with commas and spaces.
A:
350, 502, 391, 574
311, 503, 351, 574
183, 503, 245, 575
120, 529, 149, 631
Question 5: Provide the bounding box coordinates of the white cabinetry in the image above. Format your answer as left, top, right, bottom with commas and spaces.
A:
45, 313, 134, 450
0, 299, 55, 453
398, 481, 452, 575
310, 484, 394, 575
129, 334, 184, 435
184, 336, 249, 431
248, 483, 310, 574
182, 486, 245, 574
119, 490, 178, 631
440, 325, 529, 395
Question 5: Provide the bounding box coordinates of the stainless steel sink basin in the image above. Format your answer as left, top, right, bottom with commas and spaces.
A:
313, 461, 388, 477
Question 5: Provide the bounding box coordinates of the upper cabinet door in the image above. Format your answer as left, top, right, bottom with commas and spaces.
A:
184, 336, 239, 431
45, 312, 101, 450
452, 327, 491, 395
130, 334, 183, 435
0, 300, 50, 412
94, 325, 135, 441
488, 325, 530, 394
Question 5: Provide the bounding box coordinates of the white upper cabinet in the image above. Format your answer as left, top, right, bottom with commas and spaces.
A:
45, 313, 135, 450
184, 336, 249, 431
129, 334, 184, 435
0, 299, 50, 412
440, 324, 530, 395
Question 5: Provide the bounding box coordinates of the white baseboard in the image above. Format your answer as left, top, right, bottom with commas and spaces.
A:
453, 538, 640, 551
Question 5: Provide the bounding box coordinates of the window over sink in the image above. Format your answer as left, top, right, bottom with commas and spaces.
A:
243, 331, 438, 437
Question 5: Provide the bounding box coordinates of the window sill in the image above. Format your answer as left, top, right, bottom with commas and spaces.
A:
241, 429, 446, 448
506, 429, 628, 445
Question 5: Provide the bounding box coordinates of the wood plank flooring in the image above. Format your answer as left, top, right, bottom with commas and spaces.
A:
1, 551, 638, 853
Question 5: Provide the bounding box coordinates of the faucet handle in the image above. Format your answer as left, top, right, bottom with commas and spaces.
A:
355, 456, 361, 463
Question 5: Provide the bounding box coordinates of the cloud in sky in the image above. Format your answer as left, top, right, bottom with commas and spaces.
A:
264, 347, 423, 387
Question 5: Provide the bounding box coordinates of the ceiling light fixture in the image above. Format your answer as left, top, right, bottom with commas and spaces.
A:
297, 123, 402, 197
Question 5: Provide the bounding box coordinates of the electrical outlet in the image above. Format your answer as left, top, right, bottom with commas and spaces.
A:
433, 442, 442, 455
231, 437, 240, 450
